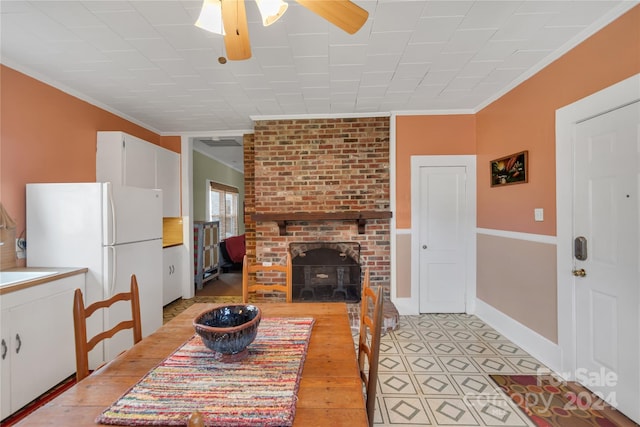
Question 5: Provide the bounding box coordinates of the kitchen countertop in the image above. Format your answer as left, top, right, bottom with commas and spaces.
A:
0, 267, 88, 295
163, 242, 183, 249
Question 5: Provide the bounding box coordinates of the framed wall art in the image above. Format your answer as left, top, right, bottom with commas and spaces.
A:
490, 150, 528, 187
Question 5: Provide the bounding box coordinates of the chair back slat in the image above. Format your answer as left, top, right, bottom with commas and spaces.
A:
242, 252, 292, 303
73, 274, 143, 381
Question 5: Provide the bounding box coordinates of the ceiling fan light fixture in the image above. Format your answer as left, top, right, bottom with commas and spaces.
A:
195, 0, 225, 35
255, 0, 288, 26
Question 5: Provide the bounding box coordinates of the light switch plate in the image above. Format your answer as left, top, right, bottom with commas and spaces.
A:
534, 208, 544, 222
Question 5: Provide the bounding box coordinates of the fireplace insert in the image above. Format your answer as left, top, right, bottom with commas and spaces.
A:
289, 242, 361, 302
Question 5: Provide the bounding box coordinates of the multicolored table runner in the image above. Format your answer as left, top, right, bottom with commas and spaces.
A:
97, 317, 315, 426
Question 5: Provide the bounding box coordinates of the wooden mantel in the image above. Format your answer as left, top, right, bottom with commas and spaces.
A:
252, 211, 393, 235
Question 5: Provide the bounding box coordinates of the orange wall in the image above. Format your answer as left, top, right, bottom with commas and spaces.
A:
395, 115, 476, 229
0, 65, 180, 253
476, 5, 640, 235
473, 5, 639, 339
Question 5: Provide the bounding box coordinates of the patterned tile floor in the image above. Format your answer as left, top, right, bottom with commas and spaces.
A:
369, 313, 541, 427
164, 299, 542, 427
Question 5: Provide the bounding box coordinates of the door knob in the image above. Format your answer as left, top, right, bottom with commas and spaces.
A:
572, 269, 587, 277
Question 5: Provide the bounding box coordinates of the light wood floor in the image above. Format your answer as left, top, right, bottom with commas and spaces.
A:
197, 272, 242, 297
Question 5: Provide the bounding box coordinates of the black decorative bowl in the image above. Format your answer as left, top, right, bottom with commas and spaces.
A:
193, 304, 261, 362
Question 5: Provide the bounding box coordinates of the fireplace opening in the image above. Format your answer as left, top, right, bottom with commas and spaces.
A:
290, 242, 361, 303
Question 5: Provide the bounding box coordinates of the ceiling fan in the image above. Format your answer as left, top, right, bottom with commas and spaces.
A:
195, 0, 369, 61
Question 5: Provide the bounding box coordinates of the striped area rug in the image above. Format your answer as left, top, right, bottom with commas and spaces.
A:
97, 317, 315, 426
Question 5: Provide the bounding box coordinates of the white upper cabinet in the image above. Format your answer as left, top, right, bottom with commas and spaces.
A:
123, 135, 157, 189
97, 131, 156, 188
97, 131, 180, 217
156, 147, 180, 217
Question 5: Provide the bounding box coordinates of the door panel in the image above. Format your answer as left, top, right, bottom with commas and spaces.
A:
590, 292, 616, 368
418, 166, 466, 313
573, 101, 639, 422
425, 263, 460, 303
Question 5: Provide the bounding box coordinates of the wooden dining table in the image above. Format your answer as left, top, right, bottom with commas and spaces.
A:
17, 302, 368, 427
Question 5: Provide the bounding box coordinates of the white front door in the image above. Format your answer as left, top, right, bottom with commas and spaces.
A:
418, 165, 467, 313
573, 100, 639, 423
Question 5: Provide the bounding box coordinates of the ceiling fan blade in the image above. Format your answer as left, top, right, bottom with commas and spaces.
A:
295, 0, 368, 35
221, 0, 251, 60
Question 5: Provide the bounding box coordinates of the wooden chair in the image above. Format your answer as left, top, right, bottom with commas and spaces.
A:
242, 252, 292, 303
73, 274, 142, 382
358, 269, 384, 427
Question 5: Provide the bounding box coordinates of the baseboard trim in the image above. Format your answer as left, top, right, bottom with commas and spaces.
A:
475, 298, 562, 375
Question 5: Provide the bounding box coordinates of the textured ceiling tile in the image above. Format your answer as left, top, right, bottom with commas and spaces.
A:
0, 0, 632, 137
329, 44, 367, 66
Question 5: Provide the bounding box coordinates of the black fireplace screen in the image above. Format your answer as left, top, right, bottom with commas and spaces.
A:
290, 242, 361, 303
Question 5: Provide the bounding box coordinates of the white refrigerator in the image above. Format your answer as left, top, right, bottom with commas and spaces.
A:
26, 182, 163, 367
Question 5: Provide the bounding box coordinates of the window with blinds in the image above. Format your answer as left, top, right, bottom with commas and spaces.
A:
208, 181, 239, 239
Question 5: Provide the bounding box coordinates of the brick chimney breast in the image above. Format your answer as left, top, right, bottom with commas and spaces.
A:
246, 116, 391, 298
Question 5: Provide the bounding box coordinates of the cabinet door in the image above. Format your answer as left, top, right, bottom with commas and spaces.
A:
156, 147, 180, 217
163, 246, 183, 305
9, 287, 77, 412
97, 132, 156, 189
1, 308, 10, 419
124, 135, 157, 189
97, 131, 125, 185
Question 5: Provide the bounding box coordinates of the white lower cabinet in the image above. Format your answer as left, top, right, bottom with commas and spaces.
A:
0, 274, 85, 419
1, 307, 10, 419
163, 246, 183, 305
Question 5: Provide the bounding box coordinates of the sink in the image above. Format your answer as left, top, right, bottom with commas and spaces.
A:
0, 271, 58, 287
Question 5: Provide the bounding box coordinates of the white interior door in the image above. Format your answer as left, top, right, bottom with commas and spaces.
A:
573, 101, 639, 423
418, 166, 467, 313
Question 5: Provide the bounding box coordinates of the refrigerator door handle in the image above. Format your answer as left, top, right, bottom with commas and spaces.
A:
106, 183, 117, 246
108, 245, 117, 296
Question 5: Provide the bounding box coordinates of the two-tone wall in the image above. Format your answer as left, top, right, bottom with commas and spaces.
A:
393, 6, 640, 356
475, 4, 639, 346
394, 114, 476, 299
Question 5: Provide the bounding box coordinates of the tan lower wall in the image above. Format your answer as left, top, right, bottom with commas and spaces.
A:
395, 233, 412, 298
477, 234, 558, 343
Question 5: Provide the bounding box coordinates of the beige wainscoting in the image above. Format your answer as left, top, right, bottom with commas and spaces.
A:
395, 233, 412, 298
476, 233, 558, 343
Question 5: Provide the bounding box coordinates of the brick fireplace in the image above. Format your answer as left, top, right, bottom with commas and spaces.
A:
243, 116, 391, 298
290, 241, 361, 302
